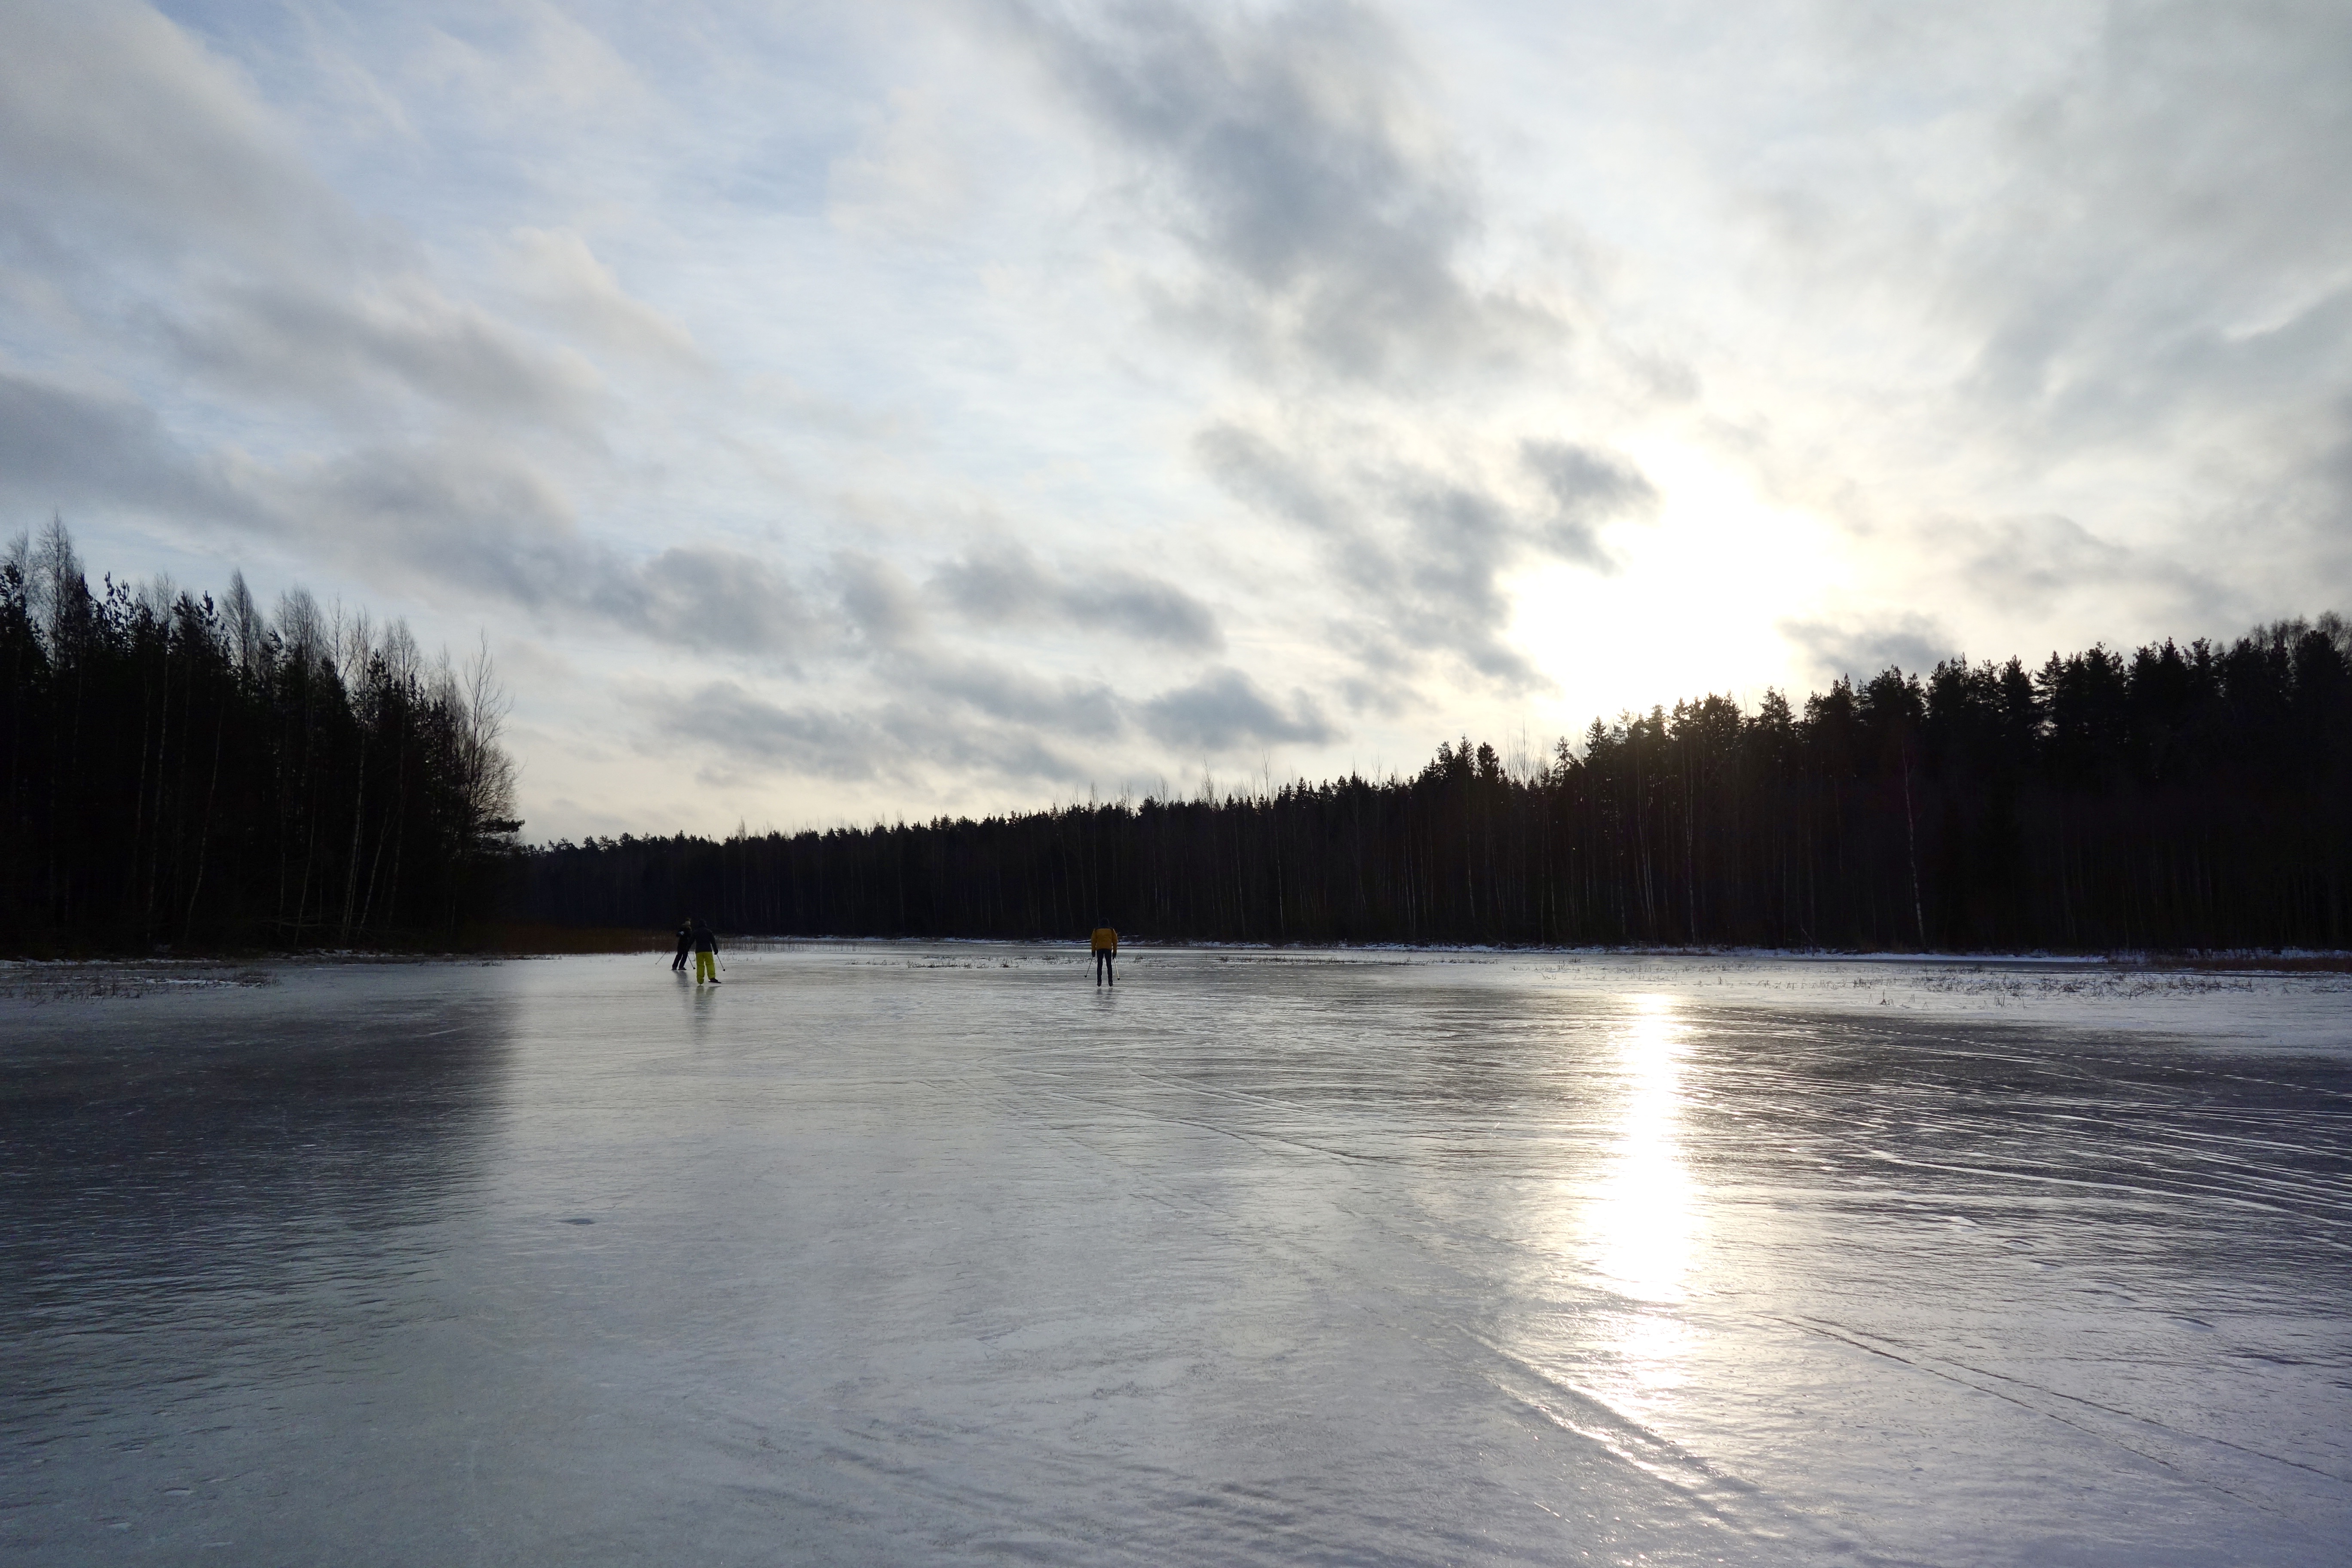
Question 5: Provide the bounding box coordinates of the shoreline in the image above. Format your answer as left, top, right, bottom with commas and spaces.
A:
709, 934, 2352, 972
8, 937, 2346, 974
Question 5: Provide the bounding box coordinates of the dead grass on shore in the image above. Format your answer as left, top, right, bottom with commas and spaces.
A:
468, 923, 671, 955
2152, 952, 2352, 974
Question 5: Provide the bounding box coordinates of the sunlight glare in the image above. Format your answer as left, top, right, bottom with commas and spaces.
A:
1509, 444, 1844, 734
1584, 992, 1700, 1403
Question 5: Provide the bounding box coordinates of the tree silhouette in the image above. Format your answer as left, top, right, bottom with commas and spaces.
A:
1, 524, 517, 952
516, 617, 2351, 952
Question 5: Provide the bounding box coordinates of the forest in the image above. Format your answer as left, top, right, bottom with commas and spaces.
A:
9, 516, 2344, 955
519, 616, 2352, 952
1, 523, 519, 953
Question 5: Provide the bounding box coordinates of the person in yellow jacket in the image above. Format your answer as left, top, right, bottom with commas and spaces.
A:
1090, 924, 1118, 987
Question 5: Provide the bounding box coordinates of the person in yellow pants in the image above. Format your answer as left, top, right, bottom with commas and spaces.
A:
1090, 924, 1117, 987
691, 919, 721, 983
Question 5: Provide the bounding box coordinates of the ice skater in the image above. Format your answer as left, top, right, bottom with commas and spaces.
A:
1090, 922, 1118, 987
691, 918, 721, 984
671, 917, 692, 972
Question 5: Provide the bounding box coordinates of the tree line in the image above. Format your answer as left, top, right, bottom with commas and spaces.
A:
2, 523, 518, 953
519, 616, 2351, 952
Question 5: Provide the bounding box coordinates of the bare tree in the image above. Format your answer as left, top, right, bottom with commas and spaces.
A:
459, 634, 518, 831
224, 572, 266, 683
276, 588, 324, 670
32, 517, 87, 650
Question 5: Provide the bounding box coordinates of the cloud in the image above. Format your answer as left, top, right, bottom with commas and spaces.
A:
0, 368, 248, 520
1952, 1, 2352, 440
0, 0, 350, 267
621, 547, 815, 656
920, 656, 1125, 738
826, 86, 984, 240
0, 403, 817, 665
1779, 612, 1955, 684
1196, 420, 1657, 690
1521, 440, 1658, 567
648, 680, 1088, 790
1750, 0, 2352, 606
655, 658, 1351, 794
273, 437, 580, 595
931, 539, 1222, 650
1001, 0, 1552, 382
299, 445, 818, 656
649, 681, 891, 782
165, 276, 603, 431
1945, 510, 2230, 628
1387, 478, 1532, 682
0, 0, 800, 670
1139, 666, 1335, 751
833, 552, 925, 650
0, 380, 818, 659
501, 227, 704, 371
409, 2, 649, 127
1190, 422, 1340, 530
1196, 421, 1527, 683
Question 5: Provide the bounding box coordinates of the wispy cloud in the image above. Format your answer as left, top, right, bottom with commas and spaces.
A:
998, 0, 1552, 383
1194, 420, 1656, 691
931, 538, 1222, 651
165, 277, 604, 431
1779, 612, 1954, 686
0, 0, 351, 267
646, 678, 1097, 792
1140, 665, 1335, 751
0, 368, 251, 521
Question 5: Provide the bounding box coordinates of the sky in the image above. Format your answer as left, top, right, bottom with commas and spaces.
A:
3, 0, 2347, 840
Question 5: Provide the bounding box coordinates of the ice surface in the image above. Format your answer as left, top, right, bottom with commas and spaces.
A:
3, 947, 2348, 1565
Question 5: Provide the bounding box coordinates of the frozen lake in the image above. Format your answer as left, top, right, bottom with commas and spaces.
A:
5, 947, 2349, 1565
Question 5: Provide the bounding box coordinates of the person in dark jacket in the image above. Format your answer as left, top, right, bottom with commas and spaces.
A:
672, 918, 692, 972
692, 919, 721, 984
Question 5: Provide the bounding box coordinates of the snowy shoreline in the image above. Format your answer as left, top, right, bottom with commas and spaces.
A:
8, 944, 2345, 1053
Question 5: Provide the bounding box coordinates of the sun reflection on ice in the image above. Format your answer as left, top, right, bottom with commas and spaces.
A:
1583, 993, 1699, 1407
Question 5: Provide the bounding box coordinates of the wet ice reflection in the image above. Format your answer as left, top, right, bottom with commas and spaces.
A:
1582, 993, 1697, 1411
